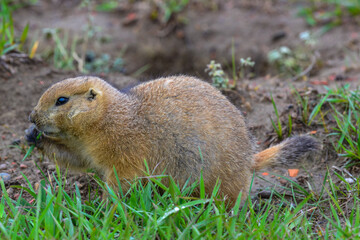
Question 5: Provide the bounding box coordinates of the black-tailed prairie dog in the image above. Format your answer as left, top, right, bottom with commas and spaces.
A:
26, 76, 320, 202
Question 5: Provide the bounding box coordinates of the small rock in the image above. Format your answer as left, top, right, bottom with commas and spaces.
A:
0, 164, 7, 170
34, 182, 40, 191
279, 179, 287, 185
345, 178, 355, 184
14, 175, 23, 180
176, 30, 185, 39
0, 173, 11, 182
244, 101, 252, 112
74, 181, 84, 188
20, 164, 27, 169
6, 188, 13, 195
48, 164, 56, 171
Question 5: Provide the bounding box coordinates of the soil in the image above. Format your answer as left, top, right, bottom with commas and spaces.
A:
1, 0, 360, 202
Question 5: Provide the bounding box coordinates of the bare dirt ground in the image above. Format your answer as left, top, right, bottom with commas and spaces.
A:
1, 0, 360, 200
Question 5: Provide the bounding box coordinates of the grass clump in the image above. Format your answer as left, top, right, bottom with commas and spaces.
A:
205, 60, 230, 90
324, 85, 360, 162
205, 56, 254, 90
0, 0, 29, 56
298, 84, 360, 163
3, 163, 360, 238
298, 0, 360, 33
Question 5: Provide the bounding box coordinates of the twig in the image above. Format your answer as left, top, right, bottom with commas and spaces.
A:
291, 51, 319, 81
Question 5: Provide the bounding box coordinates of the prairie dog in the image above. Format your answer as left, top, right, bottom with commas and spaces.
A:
26, 76, 320, 202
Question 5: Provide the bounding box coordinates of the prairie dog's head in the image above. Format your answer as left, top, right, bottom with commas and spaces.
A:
30, 76, 113, 140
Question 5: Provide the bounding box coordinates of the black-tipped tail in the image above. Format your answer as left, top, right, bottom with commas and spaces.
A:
254, 135, 321, 170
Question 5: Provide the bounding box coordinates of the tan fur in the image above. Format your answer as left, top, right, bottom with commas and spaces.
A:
254, 145, 281, 171
27, 76, 318, 203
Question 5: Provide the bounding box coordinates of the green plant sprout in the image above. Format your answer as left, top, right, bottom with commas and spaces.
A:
0, 0, 29, 56
158, 0, 190, 23
231, 40, 255, 88
298, 0, 360, 33
270, 94, 283, 140
239, 57, 255, 79
205, 60, 229, 90
22, 132, 42, 161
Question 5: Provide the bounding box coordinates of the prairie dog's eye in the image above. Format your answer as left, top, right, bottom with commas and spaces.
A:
56, 97, 69, 106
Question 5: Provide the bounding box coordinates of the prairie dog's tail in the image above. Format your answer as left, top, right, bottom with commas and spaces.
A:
254, 136, 321, 171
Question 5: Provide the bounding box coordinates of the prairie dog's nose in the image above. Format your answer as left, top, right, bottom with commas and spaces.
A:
29, 110, 36, 123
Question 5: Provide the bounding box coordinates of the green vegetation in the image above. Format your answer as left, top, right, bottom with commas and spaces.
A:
270, 94, 284, 140
270, 83, 360, 164
205, 60, 230, 89
298, 0, 360, 33
270, 94, 293, 140
317, 85, 360, 163
268, 46, 304, 77
160, 0, 190, 23
267, 31, 319, 79
150, 0, 190, 24
292, 87, 312, 125
205, 55, 254, 90
0, 0, 29, 56
42, 29, 78, 71
41, 25, 124, 73
2, 161, 360, 238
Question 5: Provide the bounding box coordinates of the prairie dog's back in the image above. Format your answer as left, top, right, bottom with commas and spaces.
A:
129, 76, 255, 190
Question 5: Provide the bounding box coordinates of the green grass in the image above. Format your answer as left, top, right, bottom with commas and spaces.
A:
270, 94, 293, 140
270, 93, 284, 140
0, 0, 29, 56
272, 83, 359, 163
2, 162, 360, 239
321, 85, 360, 163
298, 0, 360, 33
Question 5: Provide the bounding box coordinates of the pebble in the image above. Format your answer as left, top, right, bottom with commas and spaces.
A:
0, 164, 7, 170
345, 178, 355, 184
34, 182, 40, 191
6, 188, 13, 195
48, 164, 56, 171
20, 164, 27, 169
14, 175, 23, 180
0, 173, 11, 182
279, 179, 287, 185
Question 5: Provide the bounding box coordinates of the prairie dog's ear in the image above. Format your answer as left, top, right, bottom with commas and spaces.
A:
88, 88, 102, 101
68, 89, 102, 120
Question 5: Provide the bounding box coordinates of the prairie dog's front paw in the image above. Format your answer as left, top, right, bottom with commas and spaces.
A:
25, 124, 43, 148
